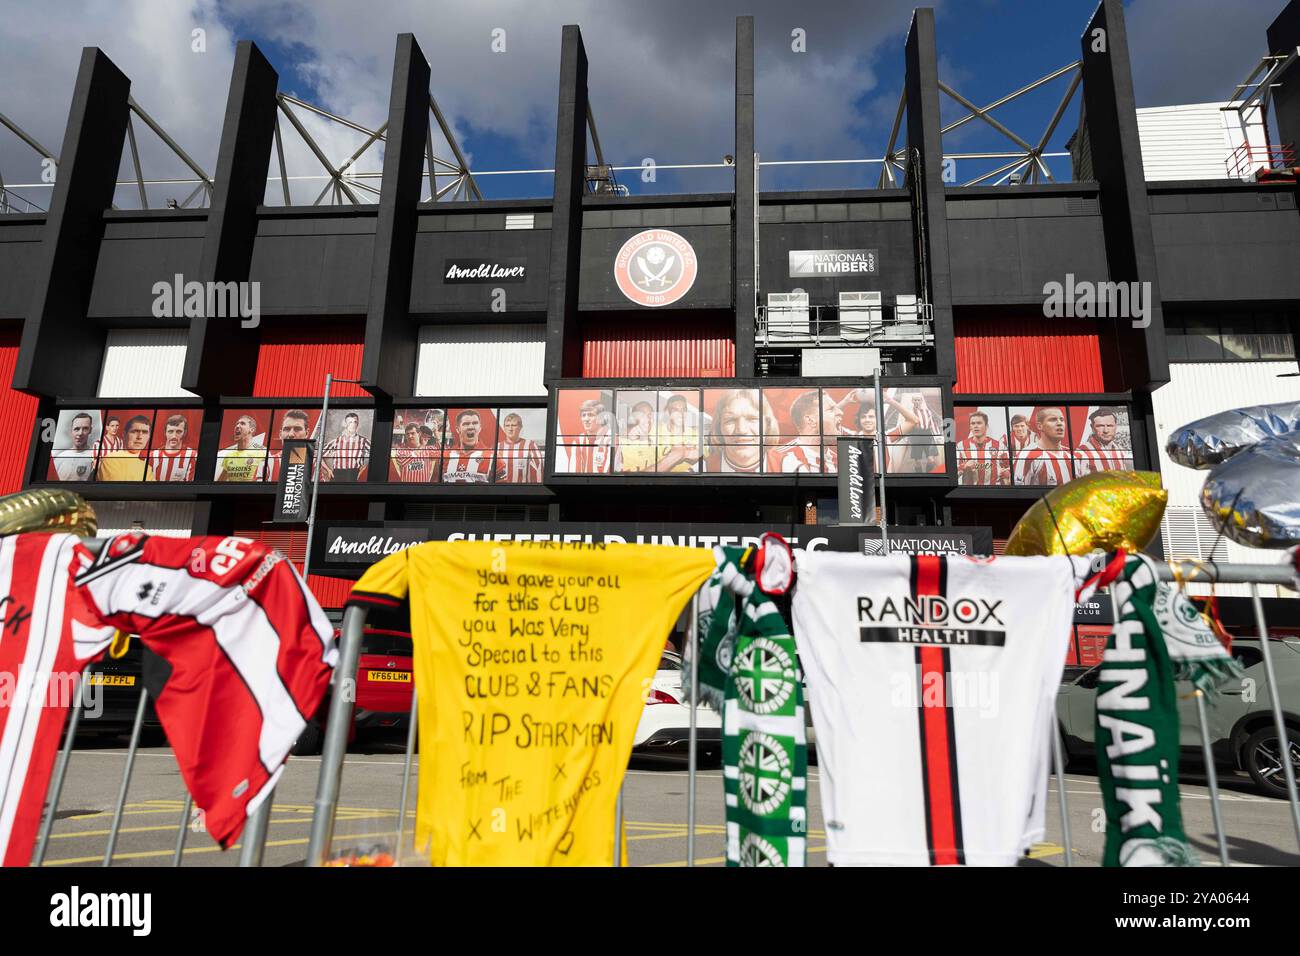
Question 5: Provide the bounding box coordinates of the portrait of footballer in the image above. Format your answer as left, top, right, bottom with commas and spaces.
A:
48, 409, 101, 482
214, 410, 269, 482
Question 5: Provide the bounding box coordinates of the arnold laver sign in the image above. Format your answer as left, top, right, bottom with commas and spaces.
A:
789, 249, 878, 277
325, 527, 430, 559
614, 229, 698, 307
837, 437, 875, 526
443, 258, 527, 283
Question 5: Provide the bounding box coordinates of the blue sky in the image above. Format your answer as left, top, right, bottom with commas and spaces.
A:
0, 0, 1288, 206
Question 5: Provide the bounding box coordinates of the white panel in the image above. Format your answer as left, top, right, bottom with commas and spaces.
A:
415, 324, 546, 397
802, 348, 880, 377
98, 329, 195, 398
505, 214, 535, 230
1152, 360, 1300, 509
93, 500, 195, 539
1136, 102, 1238, 181
1152, 360, 1300, 598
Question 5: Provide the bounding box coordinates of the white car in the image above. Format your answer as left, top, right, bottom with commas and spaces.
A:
633, 650, 722, 759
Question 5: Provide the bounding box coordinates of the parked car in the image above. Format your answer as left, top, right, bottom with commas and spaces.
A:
1056, 636, 1300, 797
293, 627, 413, 755
633, 650, 722, 760
76, 641, 161, 740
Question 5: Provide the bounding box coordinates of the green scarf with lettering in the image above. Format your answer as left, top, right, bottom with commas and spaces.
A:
1096, 554, 1239, 866
722, 581, 807, 867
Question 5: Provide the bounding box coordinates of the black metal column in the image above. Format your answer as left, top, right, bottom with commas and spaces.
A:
182, 41, 279, 398
361, 33, 430, 400
14, 48, 130, 398
734, 16, 757, 378
1079, 0, 1169, 392
904, 9, 956, 382
544, 25, 588, 382
1267, 2, 1300, 153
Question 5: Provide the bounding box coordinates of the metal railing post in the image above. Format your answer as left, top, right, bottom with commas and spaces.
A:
102, 688, 149, 866
687, 591, 700, 867
306, 604, 367, 866
396, 688, 418, 862
1249, 584, 1300, 852
1192, 689, 1231, 866
32, 683, 85, 866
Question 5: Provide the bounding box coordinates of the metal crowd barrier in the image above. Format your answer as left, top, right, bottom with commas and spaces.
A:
31, 555, 1300, 868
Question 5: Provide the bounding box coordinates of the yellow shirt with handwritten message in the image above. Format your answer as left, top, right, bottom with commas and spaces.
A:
349, 540, 715, 866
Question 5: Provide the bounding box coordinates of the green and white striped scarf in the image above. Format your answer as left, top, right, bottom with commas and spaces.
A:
722, 583, 807, 867
1096, 554, 1240, 866
683, 546, 747, 711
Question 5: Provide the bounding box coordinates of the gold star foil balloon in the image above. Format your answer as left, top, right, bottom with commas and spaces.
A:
0, 489, 97, 537
1005, 471, 1167, 557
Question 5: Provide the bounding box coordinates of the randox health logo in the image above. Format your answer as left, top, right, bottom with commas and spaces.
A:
613, 228, 698, 307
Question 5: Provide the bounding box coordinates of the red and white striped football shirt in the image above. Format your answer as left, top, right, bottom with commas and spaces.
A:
496, 438, 543, 483
323, 433, 371, 471
568, 435, 613, 474
0, 534, 116, 866
1015, 447, 1072, 486
392, 445, 440, 482
149, 447, 197, 482
92, 435, 123, 459
72, 533, 335, 850
956, 437, 1008, 486
780, 442, 824, 474
443, 447, 492, 483
1073, 437, 1127, 475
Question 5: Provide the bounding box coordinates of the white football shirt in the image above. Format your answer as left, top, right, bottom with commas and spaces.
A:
792, 550, 1111, 866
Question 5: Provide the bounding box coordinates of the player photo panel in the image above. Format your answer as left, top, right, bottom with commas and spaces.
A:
762, 386, 829, 474
702, 387, 767, 474
95, 408, 156, 481
47, 409, 102, 482
390, 407, 444, 483
147, 409, 203, 483
954, 405, 1010, 487
614, 390, 659, 474
263, 408, 322, 485
495, 407, 545, 484
320, 409, 375, 483
554, 388, 616, 475
656, 390, 703, 474
1070, 404, 1133, 476
1009, 404, 1074, 486
443, 407, 497, 484
214, 409, 271, 482
882, 387, 945, 475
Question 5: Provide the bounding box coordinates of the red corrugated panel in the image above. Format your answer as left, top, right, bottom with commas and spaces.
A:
253, 322, 368, 398
0, 327, 39, 494
954, 316, 1106, 394
582, 316, 735, 377
233, 526, 353, 609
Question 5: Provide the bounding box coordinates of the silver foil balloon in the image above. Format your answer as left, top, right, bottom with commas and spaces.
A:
1200, 433, 1300, 548
1167, 401, 1300, 469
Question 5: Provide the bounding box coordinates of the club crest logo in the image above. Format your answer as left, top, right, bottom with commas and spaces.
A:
734, 637, 796, 715
738, 833, 785, 867
738, 731, 793, 815
614, 229, 697, 307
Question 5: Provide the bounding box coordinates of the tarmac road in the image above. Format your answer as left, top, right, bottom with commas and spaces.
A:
33, 738, 1300, 868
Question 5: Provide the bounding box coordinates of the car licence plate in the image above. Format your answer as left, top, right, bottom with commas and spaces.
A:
368, 670, 411, 683
86, 674, 136, 687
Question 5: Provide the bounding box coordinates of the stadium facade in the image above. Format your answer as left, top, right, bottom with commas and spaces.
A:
0, 0, 1297, 657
